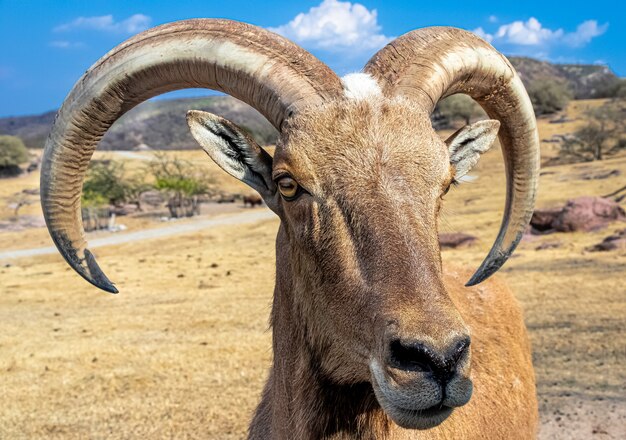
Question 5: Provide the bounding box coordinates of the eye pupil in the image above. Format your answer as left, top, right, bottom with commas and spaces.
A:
277, 177, 299, 199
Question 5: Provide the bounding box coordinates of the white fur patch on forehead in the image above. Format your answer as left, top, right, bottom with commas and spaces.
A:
341, 73, 382, 100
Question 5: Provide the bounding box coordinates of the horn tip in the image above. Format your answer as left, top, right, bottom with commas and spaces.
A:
465, 250, 510, 287
98, 277, 119, 294
84, 249, 119, 294
465, 271, 489, 287
100, 283, 119, 294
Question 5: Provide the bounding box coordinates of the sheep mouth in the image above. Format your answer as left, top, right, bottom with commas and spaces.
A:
385, 403, 453, 430
369, 359, 457, 430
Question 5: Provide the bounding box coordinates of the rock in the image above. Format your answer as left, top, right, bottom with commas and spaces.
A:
439, 233, 477, 249
586, 229, 626, 252
139, 190, 165, 210
535, 241, 562, 251
555, 197, 625, 232
110, 203, 139, 216
530, 208, 562, 234
531, 197, 626, 234
216, 193, 236, 203
580, 169, 621, 180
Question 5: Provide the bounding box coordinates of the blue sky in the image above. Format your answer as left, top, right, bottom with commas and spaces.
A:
0, 0, 623, 117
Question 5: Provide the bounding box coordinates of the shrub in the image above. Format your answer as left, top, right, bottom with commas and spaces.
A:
527, 80, 572, 115
82, 159, 145, 206
592, 78, 626, 99
147, 153, 215, 218
436, 95, 484, 126
0, 135, 29, 176
561, 99, 625, 161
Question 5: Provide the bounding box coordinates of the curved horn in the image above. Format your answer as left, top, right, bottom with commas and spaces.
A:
41, 19, 342, 293
365, 27, 539, 286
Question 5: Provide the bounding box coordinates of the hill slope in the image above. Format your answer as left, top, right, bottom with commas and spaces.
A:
0, 96, 277, 151
508, 57, 619, 99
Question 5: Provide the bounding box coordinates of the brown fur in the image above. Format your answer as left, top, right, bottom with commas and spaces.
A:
247, 98, 538, 438
38, 18, 539, 438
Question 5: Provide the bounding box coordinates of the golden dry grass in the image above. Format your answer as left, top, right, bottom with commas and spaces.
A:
0, 100, 624, 438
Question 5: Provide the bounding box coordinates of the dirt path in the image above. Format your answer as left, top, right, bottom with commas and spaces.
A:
0, 209, 275, 261
110, 151, 153, 161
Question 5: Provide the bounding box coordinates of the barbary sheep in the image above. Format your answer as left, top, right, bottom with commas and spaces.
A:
41, 19, 539, 439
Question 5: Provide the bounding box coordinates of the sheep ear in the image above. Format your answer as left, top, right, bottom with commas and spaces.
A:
445, 120, 500, 180
187, 110, 276, 202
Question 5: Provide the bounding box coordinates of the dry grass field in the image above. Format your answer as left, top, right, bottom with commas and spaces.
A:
0, 100, 624, 439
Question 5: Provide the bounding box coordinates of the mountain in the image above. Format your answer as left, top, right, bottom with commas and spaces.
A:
0, 96, 277, 151
508, 57, 620, 99
0, 111, 56, 149
0, 59, 621, 151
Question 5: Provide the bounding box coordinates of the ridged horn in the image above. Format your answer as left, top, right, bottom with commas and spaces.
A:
41, 19, 343, 293
365, 27, 540, 286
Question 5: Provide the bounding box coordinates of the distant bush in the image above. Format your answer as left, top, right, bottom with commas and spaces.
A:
527, 80, 572, 115
437, 95, 484, 125
148, 153, 215, 218
0, 135, 29, 176
82, 159, 146, 207
591, 78, 626, 99
81, 155, 217, 219
611, 79, 626, 99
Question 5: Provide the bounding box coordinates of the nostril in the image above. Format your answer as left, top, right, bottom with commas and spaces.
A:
388, 337, 471, 382
451, 337, 471, 365
388, 339, 437, 373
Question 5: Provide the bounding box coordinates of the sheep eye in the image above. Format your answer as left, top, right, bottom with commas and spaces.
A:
277, 176, 300, 200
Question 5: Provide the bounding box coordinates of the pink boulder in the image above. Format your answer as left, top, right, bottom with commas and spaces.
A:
531, 197, 625, 234
555, 197, 625, 232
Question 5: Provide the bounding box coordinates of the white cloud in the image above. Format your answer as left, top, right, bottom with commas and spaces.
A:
473, 17, 607, 48
49, 40, 86, 49
268, 0, 393, 53
495, 18, 563, 45
54, 14, 151, 34
473, 27, 493, 43
563, 20, 609, 47
488, 15, 498, 23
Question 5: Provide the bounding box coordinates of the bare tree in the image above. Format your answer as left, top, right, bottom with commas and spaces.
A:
437, 94, 484, 125
562, 99, 625, 161
147, 153, 215, 218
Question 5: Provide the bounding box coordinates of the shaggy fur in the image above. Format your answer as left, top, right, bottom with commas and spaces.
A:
191, 98, 538, 438
40, 19, 539, 439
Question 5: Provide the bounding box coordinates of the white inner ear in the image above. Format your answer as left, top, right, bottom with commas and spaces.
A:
186, 110, 274, 196
446, 119, 500, 180
188, 112, 247, 180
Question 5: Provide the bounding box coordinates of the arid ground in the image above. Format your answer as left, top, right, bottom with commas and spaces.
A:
0, 100, 624, 439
